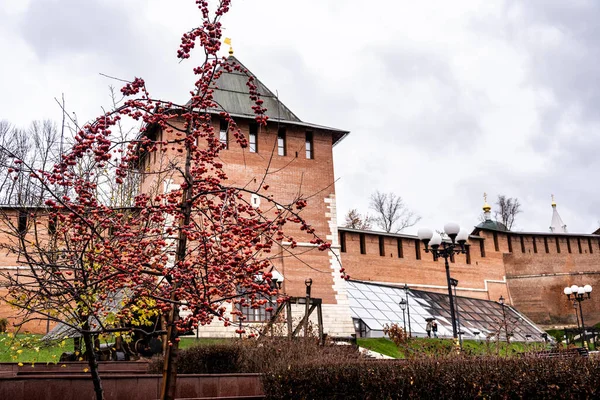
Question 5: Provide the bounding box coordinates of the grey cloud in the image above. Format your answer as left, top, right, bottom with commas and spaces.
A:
373, 46, 485, 151
18, 0, 136, 61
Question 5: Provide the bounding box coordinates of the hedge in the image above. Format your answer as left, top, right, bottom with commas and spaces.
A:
263, 357, 600, 399
148, 338, 362, 374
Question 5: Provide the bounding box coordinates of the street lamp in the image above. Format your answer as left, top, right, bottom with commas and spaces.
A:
450, 278, 462, 349
399, 299, 407, 333
499, 295, 509, 344
304, 278, 313, 337
417, 223, 469, 338
403, 283, 412, 337
564, 284, 592, 348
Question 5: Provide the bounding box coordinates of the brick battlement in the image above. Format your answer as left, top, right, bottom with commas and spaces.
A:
338, 226, 600, 326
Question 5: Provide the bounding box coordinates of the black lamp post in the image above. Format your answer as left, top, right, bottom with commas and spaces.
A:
403, 283, 412, 338
304, 278, 313, 337
564, 284, 592, 348
399, 299, 407, 333
499, 295, 509, 344
450, 278, 463, 349
417, 223, 469, 339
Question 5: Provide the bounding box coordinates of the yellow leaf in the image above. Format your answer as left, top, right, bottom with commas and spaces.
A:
61, 364, 66, 368
17, 362, 23, 367
83, 368, 89, 373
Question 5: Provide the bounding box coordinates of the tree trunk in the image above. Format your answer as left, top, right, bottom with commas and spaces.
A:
82, 330, 104, 400
160, 114, 193, 399
160, 305, 180, 400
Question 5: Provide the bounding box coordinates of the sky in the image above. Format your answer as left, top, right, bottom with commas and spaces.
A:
1, 0, 600, 234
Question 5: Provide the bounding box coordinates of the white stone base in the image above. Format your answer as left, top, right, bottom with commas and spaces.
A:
189, 302, 355, 338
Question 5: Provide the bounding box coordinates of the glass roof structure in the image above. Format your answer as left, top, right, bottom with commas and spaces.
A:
347, 280, 546, 342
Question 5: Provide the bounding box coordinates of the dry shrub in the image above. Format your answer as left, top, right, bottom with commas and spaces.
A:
263, 356, 600, 399
148, 336, 363, 374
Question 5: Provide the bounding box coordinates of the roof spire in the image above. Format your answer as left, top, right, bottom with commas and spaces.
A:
482, 192, 492, 221
549, 194, 567, 233
224, 37, 233, 56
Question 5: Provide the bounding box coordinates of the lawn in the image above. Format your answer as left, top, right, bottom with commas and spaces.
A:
358, 337, 549, 359
1, 332, 551, 364
0, 333, 229, 363
0, 333, 74, 364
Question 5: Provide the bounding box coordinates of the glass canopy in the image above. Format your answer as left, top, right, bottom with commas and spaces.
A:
347, 280, 546, 342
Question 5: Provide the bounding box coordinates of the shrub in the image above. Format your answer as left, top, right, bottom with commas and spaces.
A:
148, 337, 363, 374
149, 343, 242, 374
262, 356, 600, 399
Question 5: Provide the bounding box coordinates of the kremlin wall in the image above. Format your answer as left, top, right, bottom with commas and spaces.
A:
0, 54, 597, 335
338, 201, 600, 328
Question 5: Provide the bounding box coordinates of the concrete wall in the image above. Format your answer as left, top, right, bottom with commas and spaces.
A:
0, 372, 264, 400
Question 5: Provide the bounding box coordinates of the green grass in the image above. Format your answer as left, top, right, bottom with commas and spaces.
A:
357, 337, 550, 359
178, 337, 230, 349
0, 333, 74, 364
0, 333, 230, 363
357, 338, 402, 358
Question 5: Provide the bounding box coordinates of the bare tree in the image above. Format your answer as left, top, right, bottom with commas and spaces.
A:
0, 120, 63, 205
343, 208, 372, 230
494, 195, 521, 230
369, 191, 421, 233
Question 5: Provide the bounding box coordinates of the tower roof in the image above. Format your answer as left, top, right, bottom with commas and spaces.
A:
189, 55, 349, 145
549, 195, 567, 233
211, 55, 302, 122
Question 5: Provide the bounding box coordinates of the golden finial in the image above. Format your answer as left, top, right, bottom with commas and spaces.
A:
483, 192, 491, 212
224, 37, 233, 56
551, 194, 556, 207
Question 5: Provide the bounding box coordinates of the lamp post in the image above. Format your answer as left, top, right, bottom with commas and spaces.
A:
304, 278, 312, 337
403, 283, 412, 337
450, 278, 462, 349
499, 295, 509, 344
573, 300, 581, 333
417, 223, 469, 339
564, 284, 592, 348
399, 299, 407, 333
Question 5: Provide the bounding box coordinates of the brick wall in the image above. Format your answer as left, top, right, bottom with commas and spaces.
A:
338, 226, 600, 327
338, 228, 510, 302
143, 116, 343, 304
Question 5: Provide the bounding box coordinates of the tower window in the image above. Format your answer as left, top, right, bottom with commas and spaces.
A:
493, 232, 499, 252
219, 119, 228, 148
397, 238, 403, 258
18, 211, 27, 235
305, 131, 313, 159
466, 245, 471, 264
479, 240, 486, 258
249, 123, 258, 153
532, 237, 538, 254
544, 237, 549, 253
359, 233, 366, 255
566, 238, 572, 254
520, 236, 525, 253
379, 236, 385, 257
588, 238, 593, 254
507, 235, 513, 253
556, 237, 561, 253
415, 239, 421, 260
48, 215, 57, 235
340, 231, 346, 253
577, 238, 582, 254
277, 128, 286, 156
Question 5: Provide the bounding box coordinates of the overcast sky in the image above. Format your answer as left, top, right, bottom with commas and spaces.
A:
2, 0, 599, 234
